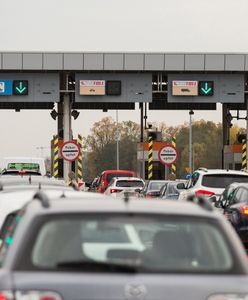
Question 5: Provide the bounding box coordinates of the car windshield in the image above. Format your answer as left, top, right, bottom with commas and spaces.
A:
16, 214, 234, 274
116, 180, 144, 188
202, 174, 248, 188
106, 173, 133, 183
150, 182, 166, 191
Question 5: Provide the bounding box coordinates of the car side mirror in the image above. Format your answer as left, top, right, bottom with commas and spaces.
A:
176, 183, 185, 190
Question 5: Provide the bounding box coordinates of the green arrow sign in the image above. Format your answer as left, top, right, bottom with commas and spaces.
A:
201, 83, 212, 94
13, 80, 29, 95
16, 82, 26, 94
198, 81, 214, 96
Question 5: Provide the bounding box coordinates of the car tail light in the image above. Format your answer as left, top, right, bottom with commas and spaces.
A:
195, 189, 214, 197
0, 292, 13, 300
110, 188, 122, 193
10, 291, 62, 300
242, 206, 248, 215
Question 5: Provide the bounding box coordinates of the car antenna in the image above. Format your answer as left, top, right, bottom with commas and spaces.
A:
60, 192, 66, 198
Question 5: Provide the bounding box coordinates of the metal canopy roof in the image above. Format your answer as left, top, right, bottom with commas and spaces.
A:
0, 52, 248, 72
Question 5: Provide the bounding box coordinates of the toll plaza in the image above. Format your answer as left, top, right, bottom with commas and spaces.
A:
0, 52, 248, 179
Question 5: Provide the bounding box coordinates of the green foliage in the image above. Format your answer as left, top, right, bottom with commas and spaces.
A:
85, 117, 139, 179
83, 117, 243, 180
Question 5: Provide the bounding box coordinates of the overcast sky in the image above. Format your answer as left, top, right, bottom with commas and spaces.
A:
0, 0, 248, 159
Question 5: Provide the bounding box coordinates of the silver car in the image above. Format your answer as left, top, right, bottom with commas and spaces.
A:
0, 192, 248, 300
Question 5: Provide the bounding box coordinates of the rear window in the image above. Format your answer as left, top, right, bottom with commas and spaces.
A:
106, 173, 134, 183
15, 214, 238, 274
7, 163, 40, 172
202, 174, 248, 188
150, 181, 166, 191
116, 180, 144, 188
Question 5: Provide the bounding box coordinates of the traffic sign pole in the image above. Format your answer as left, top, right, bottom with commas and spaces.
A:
63, 93, 71, 181
171, 136, 177, 178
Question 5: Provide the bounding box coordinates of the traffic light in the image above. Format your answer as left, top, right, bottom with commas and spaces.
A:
147, 131, 162, 141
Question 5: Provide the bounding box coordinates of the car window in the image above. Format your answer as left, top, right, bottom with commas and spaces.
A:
116, 180, 144, 188
149, 182, 166, 191
108, 179, 115, 187
0, 209, 24, 267
202, 175, 248, 188
16, 214, 235, 274
232, 188, 248, 204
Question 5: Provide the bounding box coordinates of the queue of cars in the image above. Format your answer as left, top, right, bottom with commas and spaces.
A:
1, 190, 248, 299
1, 165, 248, 299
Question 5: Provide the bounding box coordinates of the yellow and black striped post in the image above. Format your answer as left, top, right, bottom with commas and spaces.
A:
171, 135, 177, 178
53, 134, 59, 178
242, 139, 247, 170
77, 134, 83, 182
148, 135, 153, 180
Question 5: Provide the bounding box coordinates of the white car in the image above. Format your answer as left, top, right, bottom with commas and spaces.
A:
179, 168, 248, 200
104, 177, 144, 197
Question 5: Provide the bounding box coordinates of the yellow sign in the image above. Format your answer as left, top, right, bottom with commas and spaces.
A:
185, 166, 190, 173
80, 80, 105, 95
172, 80, 198, 96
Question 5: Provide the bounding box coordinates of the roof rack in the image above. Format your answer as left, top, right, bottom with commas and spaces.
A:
186, 194, 213, 211
33, 191, 50, 208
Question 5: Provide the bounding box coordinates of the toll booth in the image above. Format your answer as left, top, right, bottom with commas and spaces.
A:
137, 141, 171, 180
223, 144, 242, 170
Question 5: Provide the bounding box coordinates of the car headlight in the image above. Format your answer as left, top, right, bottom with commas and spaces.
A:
208, 294, 248, 300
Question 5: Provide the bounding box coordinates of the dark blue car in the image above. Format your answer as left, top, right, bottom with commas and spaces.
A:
218, 183, 248, 249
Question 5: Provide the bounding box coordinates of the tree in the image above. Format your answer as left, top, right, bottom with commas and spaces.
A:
85, 117, 140, 180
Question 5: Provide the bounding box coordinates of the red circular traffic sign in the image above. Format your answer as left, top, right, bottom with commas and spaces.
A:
60, 141, 80, 162
158, 144, 178, 166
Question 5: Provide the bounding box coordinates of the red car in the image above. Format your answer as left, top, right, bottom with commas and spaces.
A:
97, 170, 136, 193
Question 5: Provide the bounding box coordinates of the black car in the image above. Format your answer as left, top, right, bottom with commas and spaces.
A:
217, 183, 248, 249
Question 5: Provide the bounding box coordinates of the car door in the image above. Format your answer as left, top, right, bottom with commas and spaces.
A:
224, 188, 246, 228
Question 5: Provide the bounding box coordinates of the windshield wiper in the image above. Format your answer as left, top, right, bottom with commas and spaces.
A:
56, 260, 139, 273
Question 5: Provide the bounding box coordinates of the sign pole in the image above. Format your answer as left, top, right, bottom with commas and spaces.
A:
148, 135, 153, 180
171, 135, 177, 178
189, 110, 194, 174
246, 99, 248, 170
53, 134, 59, 178
63, 92, 71, 181
77, 134, 83, 182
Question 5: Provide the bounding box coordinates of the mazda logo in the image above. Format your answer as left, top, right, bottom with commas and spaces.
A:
124, 283, 147, 300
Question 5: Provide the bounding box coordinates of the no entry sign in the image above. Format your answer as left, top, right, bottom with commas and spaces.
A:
158, 145, 178, 166
60, 141, 80, 162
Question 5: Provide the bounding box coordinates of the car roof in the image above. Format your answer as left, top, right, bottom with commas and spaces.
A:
113, 177, 143, 181
101, 170, 135, 175
0, 176, 66, 186
195, 169, 248, 175
24, 192, 221, 219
